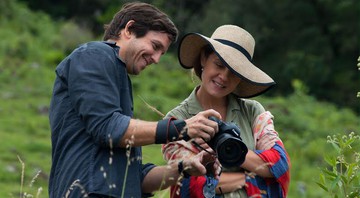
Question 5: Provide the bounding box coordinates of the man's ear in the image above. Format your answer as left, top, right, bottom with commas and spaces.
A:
123, 20, 135, 38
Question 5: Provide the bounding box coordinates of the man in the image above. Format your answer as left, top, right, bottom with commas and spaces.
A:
48, 2, 221, 198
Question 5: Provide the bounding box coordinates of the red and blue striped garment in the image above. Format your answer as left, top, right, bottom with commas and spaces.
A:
163, 111, 290, 198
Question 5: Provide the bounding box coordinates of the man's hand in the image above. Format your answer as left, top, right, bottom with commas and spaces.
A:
184, 109, 221, 141
182, 150, 221, 180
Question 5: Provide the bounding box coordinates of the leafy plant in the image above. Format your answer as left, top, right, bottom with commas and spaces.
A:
316, 58, 360, 197
316, 132, 360, 197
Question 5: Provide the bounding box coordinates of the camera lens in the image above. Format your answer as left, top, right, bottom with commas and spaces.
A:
219, 138, 241, 158
215, 135, 248, 168
207, 117, 248, 168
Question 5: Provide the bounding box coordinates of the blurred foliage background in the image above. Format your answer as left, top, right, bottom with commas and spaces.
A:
0, 0, 359, 197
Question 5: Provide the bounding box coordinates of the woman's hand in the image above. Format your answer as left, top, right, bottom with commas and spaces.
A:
215, 172, 246, 194
256, 133, 278, 150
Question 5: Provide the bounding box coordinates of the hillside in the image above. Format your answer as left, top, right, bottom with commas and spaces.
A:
0, 1, 359, 197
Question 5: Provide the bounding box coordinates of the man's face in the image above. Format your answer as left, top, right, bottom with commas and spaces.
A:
124, 30, 171, 75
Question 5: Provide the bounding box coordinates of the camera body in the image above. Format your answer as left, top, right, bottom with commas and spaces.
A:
208, 117, 248, 168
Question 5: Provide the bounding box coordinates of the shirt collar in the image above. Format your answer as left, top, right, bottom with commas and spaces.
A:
186, 86, 241, 118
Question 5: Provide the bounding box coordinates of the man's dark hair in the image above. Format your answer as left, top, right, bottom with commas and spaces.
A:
103, 2, 178, 43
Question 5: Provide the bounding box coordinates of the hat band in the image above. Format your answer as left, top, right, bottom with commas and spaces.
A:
215, 39, 252, 61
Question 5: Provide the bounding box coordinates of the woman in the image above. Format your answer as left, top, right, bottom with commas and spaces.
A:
162, 25, 290, 197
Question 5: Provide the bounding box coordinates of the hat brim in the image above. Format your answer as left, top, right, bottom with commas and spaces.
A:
178, 33, 276, 98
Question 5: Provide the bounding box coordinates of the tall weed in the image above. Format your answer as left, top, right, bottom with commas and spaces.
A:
316, 133, 360, 197
315, 56, 360, 197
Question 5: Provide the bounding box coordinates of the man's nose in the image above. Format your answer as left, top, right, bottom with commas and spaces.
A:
151, 52, 162, 64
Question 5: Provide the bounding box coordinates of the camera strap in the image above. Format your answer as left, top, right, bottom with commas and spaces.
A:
190, 140, 216, 157
155, 117, 189, 144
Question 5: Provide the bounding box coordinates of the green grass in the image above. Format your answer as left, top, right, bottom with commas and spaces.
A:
1, 75, 360, 197
2, 1, 358, 197
0, 20, 358, 197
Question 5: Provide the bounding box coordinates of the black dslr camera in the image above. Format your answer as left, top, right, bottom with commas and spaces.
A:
208, 117, 248, 168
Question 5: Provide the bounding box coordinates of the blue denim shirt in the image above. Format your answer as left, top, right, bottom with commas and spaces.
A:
49, 41, 154, 197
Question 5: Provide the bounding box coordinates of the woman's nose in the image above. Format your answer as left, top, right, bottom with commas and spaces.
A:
220, 68, 232, 80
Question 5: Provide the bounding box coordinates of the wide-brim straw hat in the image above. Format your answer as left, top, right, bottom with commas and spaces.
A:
178, 25, 276, 98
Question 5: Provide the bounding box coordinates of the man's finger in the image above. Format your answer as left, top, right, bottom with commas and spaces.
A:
200, 109, 222, 121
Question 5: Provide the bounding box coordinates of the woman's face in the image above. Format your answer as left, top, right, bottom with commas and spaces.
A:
200, 52, 241, 98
